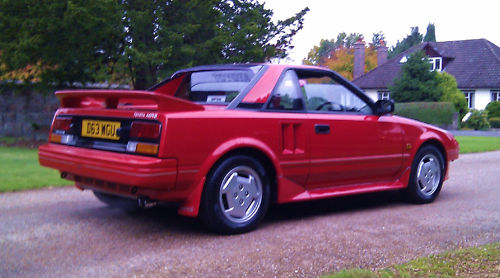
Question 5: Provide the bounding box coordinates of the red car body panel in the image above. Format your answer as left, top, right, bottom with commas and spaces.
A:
39, 64, 459, 218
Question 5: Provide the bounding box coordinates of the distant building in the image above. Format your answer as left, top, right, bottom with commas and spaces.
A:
352, 39, 500, 110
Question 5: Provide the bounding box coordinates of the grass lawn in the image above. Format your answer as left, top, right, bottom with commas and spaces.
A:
0, 147, 72, 192
323, 242, 500, 278
0, 137, 18, 144
1, 135, 500, 193
455, 136, 500, 154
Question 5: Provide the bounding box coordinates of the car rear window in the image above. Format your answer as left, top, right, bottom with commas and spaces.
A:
175, 66, 263, 105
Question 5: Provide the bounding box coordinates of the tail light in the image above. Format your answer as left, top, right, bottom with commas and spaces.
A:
50, 116, 77, 145
52, 117, 72, 131
130, 122, 161, 139
127, 121, 161, 156
126, 141, 159, 155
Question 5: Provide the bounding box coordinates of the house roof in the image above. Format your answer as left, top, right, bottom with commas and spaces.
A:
352, 39, 500, 90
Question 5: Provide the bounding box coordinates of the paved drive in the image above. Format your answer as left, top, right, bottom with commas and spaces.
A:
1, 151, 499, 277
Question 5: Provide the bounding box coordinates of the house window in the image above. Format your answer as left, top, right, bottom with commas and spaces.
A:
429, 57, 442, 71
492, 90, 500, 102
378, 91, 390, 100
463, 91, 475, 109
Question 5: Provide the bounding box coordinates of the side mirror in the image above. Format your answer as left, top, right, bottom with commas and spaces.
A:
375, 99, 395, 115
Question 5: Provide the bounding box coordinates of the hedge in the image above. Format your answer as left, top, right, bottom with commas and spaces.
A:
394, 102, 456, 126
489, 117, 500, 128
485, 101, 500, 119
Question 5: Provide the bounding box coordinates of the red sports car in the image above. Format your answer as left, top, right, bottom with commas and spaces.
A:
39, 64, 459, 233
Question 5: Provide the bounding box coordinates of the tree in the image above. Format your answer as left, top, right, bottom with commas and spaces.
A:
216, 1, 309, 62
303, 32, 379, 80
389, 51, 441, 102
423, 23, 436, 42
1, 0, 309, 89
121, 0, 235, 89
119, 0, 309, 89
303, 32, 363, 65
371, 31, 386, 47
435, 72, 468, 119
322, 47, 353, 79
121, 0, 173, 90
388, 27, 423, 59
388, 23, 437, 59
340, 33, 365, 48
0, 0, 123, 87
321, 46, 377, 80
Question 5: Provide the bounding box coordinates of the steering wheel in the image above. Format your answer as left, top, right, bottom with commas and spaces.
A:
316, 101, 344, 111
316, 102, 332, 110
356, 104, 369, 113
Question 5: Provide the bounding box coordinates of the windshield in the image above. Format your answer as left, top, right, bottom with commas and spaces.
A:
174, 66, 263, 105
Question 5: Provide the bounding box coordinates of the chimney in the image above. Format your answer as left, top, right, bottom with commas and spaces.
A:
377, 40, 388, 66
353, 39, 365, 79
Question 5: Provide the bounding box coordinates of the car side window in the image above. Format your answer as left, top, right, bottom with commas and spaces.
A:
267, 70, 304, 111
173, 67, 262, 106
299, 74, 372, 114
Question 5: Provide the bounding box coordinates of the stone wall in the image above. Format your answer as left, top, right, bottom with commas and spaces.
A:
0, 89, 60, 140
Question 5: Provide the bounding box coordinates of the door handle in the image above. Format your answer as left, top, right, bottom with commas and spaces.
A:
314, 124, 330, 134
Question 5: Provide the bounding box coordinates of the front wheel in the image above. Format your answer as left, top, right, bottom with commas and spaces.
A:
404, 145, 445, 203
199, 155, 271, 234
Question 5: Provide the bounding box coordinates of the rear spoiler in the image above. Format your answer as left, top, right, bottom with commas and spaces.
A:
55, 90, 204, 112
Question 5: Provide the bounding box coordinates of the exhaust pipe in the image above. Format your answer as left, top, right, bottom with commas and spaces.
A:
137, 196, 157, 209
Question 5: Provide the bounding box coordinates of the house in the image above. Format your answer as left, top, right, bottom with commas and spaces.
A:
352, 39, 500, 110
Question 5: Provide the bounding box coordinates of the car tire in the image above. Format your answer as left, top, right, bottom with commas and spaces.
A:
404, 145, 445, 204
199, 155, 271, 234
93, 191, 138, 211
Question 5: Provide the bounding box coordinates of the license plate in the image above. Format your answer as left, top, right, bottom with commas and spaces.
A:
81, 120, 121, 140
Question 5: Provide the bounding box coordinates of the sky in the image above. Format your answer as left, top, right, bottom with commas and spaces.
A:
263, 0, 500, 63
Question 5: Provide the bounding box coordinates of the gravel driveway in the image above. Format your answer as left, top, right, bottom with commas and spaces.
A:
1, 151, 499, 277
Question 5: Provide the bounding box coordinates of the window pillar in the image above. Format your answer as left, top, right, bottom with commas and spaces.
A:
463, 90, 475, 109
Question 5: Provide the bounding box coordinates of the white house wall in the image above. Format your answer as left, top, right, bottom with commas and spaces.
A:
363, 89, 379, 102
362, 88, 494, 110
474, 89, 492, 110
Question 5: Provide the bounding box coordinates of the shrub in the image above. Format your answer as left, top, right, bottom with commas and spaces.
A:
485, 101, 500, 119
389, 51, 441, 102
465, 110, 490, 130
394, 102, 456, 126
436, 72, 468, 120
489, 117, 500, 128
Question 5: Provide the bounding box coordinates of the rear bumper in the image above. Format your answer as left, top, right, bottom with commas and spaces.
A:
39, 143, 203, 217
39, 143, 177, 192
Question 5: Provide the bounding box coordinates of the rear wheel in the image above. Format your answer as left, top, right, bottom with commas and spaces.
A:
199, 155, 270, 234
404, 145, 445, 203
